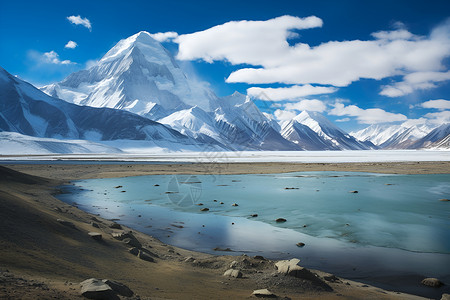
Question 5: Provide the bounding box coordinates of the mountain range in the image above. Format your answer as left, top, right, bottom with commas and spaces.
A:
1, 31, 449, 154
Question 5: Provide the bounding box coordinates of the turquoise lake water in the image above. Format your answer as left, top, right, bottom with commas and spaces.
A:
57, 171, 450, 297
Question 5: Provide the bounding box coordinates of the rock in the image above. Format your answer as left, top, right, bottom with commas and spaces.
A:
128, 247, 139, 256
57, 219, 76, 229
349, 190, 358, 193
184, 256, 195, 263
421, 277, 443, 287
90, 222, 99, 228
114, 185, 122, 188
123, 237, 141, 248
101, 279, 133, 297
441, 294, 450, 300
296, 242, 305, 247
275, 258, 316, 281
323, 274, 341, 283
220, 202, 224, 204
138, 250, 155, 262
439, 199, 450, 202
251, 214, 258, 217
154, 184, 160, 186
252, 288, 277, 298
88, 232, 102, 241
223, 269, 243, 278
230, 261, 238, 268
200, 208, 209, 211
80, 278, 117, 299
275, 218, 287, 223
254, 255, 265, 260
231, 203, 239, 206
109, 223, 122, 229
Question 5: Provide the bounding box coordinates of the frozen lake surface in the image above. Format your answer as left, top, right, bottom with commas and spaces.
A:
57, 171, 450, 297
2, 149, 450, 163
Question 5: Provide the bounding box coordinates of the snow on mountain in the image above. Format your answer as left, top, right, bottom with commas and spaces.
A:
292, 111, 374, 150
280, 120, 339, 150
350, 123, 435, 149
158, 106, 229, 149
410, 123, 450, 149
0, 132, 122, 154
0, 66, 203, 150
425, 134, 450, 149
41, 31, 217, 117
212, 92, 301, 150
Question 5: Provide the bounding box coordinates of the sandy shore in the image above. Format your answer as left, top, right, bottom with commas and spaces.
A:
1, 162, 448, 299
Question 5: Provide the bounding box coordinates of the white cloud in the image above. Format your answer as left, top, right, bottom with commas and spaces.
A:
67, 15, 92, 31
174, 16, 450, 89
371, 29, 418, 41
401, 118, 428, 127
335, 118, 351, 122
424, 110, 450, 124
421, 99, 450, 110
380, 71, 450, 97
64, 40, 78, 49
247, 85, 337, 101
329, 102, 407, 124
274, 109, 297, 121
150, 31, 179, 42
284, 99, 327, 112
176, 15, 323, 64
42, 51, 74, 65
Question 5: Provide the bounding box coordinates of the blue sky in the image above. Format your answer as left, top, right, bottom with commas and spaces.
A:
1, 0, 449, 131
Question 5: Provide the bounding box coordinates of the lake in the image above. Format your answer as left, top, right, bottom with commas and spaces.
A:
57, 171, 450, 298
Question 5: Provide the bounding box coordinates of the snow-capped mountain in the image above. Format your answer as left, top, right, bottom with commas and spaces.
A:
211, 92, 301, 150
351, 123, 435, 149
409, 123, 450, 149
289, 111, 375, 150
41, 31, 217, 117
0, 131, 123, 154
281, 120, 338, 150
40, 32, 299, 151
0, 66, 200, 149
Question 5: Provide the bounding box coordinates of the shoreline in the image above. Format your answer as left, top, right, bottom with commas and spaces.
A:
1, 162, 449, 299
4, 161, 450, 182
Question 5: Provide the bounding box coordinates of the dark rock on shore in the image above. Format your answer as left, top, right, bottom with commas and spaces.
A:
109, 223, 122, 229
252, 288, 277, 298
80, 278, 133, 299
88, 232, 102, 241
56, 219, 76, 229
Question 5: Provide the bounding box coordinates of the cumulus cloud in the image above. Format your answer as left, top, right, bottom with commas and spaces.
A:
174, 16, 450, 90
329, 102, 407, 124
67, 15, 92, 31
421, 99, 450, 110
274, 109, 298, 121
247, 85, 336, 101
64, 40, 78, 49
176, 15, 323, 64
150, 31, 179, 42
380, 71, 450, 97
42, 51, 74, 65
284, 99, 327, 112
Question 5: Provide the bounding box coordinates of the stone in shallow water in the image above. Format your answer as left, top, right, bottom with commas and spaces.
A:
275, 218, 286, 223
421, 277, 443, 287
